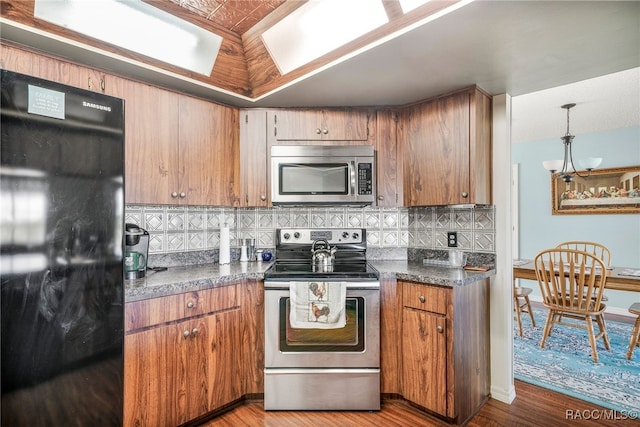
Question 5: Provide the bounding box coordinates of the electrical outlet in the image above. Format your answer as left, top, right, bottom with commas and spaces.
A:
447, 231, 458, 247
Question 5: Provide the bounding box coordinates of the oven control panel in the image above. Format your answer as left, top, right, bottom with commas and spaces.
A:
278, 228, 365, 245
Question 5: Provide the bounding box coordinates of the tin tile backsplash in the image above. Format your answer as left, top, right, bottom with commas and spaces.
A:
125, 205, 495, 255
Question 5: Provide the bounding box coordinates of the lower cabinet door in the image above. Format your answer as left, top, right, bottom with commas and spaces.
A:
124, 322, 183, 427
125, 309, 241, 426
180, 309, 242, 423
402, 308, 447, 416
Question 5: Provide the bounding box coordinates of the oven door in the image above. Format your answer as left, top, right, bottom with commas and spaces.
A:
264, 281, 379, 368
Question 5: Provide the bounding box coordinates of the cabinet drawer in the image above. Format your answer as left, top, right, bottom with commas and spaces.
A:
402, 283, 448, 314
125, 284, 237, 332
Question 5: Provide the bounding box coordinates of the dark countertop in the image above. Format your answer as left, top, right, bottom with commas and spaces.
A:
125, 260, 495, 303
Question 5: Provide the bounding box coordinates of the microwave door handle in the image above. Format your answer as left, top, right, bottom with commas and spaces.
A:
350, 161, 357, 196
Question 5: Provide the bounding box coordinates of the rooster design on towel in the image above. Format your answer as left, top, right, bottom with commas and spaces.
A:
308, 282, 330, 322
310, 302, 330, 322
308, 282, 326, 300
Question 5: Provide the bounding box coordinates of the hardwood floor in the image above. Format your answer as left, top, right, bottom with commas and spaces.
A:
200, 380, 639, 426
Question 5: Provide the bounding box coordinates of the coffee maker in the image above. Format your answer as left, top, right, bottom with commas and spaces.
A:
125, 223, 149, 279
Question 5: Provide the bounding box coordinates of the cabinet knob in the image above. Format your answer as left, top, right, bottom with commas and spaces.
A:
377, 195, 384, 201
461, 191, 469, 198
183, 330, 190, 338
180, 192, 186, 198
437, 325, 444, 334
322, 129, 328, 134
315, 128, 321, 134
187, 301, 194, 309
171, 192, 178, 198
260, 195, 267, 201
191, 328, 199, 336
418, 295, 425, 303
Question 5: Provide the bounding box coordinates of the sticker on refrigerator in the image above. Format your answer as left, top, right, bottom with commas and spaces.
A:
28, 84, 65, 119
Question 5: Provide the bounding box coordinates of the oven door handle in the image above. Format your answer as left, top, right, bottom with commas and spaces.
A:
266, 368, 380, 375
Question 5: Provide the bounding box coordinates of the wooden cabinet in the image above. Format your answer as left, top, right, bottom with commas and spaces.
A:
124, 82, 179, 205
178, 96, 240, 206
398, 280, 490, 424
401, 283, 448, 416
375, 110, 402, 206
125, 85, 240, 206
239, 279, 265, 394
239, 109, 269, 207
267, 109, 372, 143
0, 41, 124, 97
380, 278, 401, 394
401, 87, 491, 206
124, 285, 241, 427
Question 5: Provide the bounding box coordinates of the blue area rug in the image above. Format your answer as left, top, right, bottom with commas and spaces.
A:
513, 307, 640, 414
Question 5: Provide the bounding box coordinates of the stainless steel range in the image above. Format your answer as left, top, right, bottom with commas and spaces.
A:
263, 228, 380, 411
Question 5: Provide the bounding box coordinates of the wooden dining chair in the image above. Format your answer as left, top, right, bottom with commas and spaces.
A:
556, 241, 611, 302
534, 248, 610, 362
514, 282, 536, 337
627, 302, 640, 360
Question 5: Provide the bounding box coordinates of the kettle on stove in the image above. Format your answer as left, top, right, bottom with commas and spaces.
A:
311, 239, 336, 272
125, 223, 149, 279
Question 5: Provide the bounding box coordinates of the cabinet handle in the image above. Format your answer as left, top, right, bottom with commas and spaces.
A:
377, 195, 384, 201
418, 295, 425, 303
183, 330, 190, 338
171, 192, 178, 198
180, 192, 186, 198
260, 195, 267, 201
191, 328, 199, 336
437, 325, 444, 334
461, 191, 469, 198
100, 78, 105, 92
315, 128, 321, 134
322, 129, 328, 134
187, 301, 194, 309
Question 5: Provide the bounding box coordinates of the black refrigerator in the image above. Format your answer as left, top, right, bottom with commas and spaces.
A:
1, 70, 124, 425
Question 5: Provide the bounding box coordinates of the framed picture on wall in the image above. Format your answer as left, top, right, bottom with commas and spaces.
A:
551, 165, 640, 215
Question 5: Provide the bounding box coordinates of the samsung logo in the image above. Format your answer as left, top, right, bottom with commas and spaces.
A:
82, 101, 111, 112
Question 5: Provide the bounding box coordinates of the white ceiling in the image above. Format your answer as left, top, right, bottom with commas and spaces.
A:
2, 0, 639, 116
511, 67, 640, 144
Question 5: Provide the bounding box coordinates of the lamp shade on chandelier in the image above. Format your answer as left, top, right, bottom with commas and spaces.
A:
542, 103, 602, 183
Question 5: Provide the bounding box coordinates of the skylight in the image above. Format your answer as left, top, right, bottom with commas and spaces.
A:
33, 0, 222, 76
261, 0, 389, 75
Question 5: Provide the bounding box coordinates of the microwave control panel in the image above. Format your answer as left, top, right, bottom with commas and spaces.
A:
357, 163, 373, 195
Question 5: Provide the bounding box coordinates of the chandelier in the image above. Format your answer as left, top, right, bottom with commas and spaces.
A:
542, 103, 602, 183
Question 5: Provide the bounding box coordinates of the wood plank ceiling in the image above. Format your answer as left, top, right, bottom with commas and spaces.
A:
0, 0, 463, 101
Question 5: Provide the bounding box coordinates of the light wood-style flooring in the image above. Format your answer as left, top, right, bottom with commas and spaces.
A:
200, 380, 639, 426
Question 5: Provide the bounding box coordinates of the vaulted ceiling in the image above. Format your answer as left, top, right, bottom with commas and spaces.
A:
1, 0, 639, 109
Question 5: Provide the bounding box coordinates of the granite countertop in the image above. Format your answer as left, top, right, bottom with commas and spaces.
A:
125, 260, 495, 303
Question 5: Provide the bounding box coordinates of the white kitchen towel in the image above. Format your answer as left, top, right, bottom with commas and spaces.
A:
289, 281, 346, 329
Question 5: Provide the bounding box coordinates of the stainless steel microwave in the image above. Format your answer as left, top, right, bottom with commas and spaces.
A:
271, 145, 375, 206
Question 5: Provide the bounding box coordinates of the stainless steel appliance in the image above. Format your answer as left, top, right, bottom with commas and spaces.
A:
125, 223, 149, 279
271, 145, 375, 206
1, 70, 124, 425
263, 228, 380, 410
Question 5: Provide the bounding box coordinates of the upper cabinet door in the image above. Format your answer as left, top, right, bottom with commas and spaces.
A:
401, 88, 491, 206
125, 82, 180, 205
179, 96, 240, 207
239, 109, 268, 207
268, 109, 371, 142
